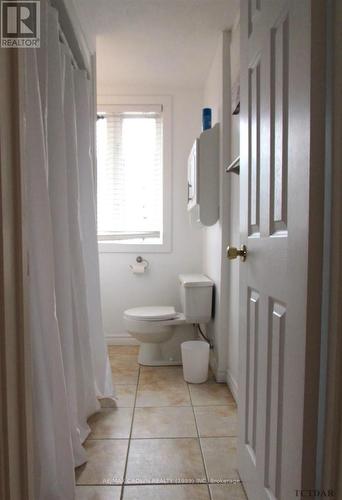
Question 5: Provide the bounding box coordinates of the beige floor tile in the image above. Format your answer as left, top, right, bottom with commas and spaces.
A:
108, 346, 139, 356
109, 356, 137, 366
109, 354, 139, 369
76, 485, 122, 499
189, 383, 236, 406
112, 367, 139, 385
135, 381, 191, 407
75, 440, 128, 485
126, 438, 206, 484
206, 369, 216, 383
209, 484, 247, 500
88, 408, 133, 439
201, 437, 239, 481
132, 407, 197, 438
114, 385, 136, 407
139, 366, 185, 384
194, 406, 237, 437
123, 484, 210, 499
109, 346, 139, 385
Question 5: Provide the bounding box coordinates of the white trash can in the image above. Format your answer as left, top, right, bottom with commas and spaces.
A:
181, 340, 210, 383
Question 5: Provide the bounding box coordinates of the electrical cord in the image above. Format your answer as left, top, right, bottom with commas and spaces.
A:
195, 323, 214, 349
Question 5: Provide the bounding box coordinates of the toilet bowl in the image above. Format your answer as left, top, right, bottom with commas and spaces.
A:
123, 274, 214, 366
123, 306, 188, 365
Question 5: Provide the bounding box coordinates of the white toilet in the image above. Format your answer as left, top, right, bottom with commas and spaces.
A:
123, 274, 214, 366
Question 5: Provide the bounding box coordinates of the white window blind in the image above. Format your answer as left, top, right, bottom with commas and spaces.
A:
96, 107, 163, 242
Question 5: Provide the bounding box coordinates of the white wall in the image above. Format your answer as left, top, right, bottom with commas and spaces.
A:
97, 84, 204, 342
96, 20, 241, 385
202, 35, 223, 351
202, 20, 240, 399
227, 19, 241, 399
202, 31, 232, 381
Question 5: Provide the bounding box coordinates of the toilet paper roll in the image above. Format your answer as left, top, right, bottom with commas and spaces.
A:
131, 263, 146, 274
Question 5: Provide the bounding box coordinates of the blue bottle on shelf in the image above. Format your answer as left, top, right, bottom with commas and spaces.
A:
202, 108, 212, 131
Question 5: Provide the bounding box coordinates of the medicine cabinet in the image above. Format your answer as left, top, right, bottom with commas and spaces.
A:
187, 123, 219, 226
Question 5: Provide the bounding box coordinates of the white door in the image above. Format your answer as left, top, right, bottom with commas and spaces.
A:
234, 1, 326, 499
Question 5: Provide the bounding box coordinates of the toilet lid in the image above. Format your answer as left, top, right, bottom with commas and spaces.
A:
124, 306, 177, 321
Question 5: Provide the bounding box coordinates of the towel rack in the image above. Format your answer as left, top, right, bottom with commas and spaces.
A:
226, 156, 240, 175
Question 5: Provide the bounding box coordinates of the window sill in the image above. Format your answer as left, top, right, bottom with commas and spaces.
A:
98, 240, 172, 254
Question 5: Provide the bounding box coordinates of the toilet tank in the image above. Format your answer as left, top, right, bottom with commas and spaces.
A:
179, 274, 214, 323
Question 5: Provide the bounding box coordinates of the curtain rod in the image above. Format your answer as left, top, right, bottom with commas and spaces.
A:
50, 0, 90, 76
59, 26, 79, 70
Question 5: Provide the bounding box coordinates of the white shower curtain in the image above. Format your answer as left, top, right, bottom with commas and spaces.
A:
74, 70, 113, 398
23, 4, 114, 499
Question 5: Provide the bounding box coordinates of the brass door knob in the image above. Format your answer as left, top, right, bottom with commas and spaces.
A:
227, 244, 247, 262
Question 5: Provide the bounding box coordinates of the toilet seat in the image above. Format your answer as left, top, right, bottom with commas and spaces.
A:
124, 306, 178, 322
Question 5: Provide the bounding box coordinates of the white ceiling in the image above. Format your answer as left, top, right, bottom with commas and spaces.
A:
73, 0, 239, 89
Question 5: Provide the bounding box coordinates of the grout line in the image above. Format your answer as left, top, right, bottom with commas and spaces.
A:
87, 436, 198, 441
125, 403, 235, 408
111, 383, 139, 389
119, 362, 141, 500
77, 480, 242, 487
186, 382, 213, 500
104, 350, 240, 497
121, 480, 241, 486
86, 434, 237, 441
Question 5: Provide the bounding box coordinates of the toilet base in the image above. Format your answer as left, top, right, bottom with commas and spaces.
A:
138, 342, 182, 366
136, 324, 197, 366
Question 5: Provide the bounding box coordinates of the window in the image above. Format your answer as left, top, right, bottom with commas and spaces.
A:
96, 97, 171, 252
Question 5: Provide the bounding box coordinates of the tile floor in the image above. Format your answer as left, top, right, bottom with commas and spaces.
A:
75, 346, 247, 500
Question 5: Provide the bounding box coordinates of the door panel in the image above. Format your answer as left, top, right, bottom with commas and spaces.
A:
246, 288, 260, 460
270, 15, 288, 233
238, 1, 326, 499
264, 300, 286, 499
248, 0, 261, 38
248, 61, 261, 236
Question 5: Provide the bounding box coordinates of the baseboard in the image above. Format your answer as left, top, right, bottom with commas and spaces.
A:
105, 333, 139, 346
226, 368, 238, 404
215, 367, 229, 383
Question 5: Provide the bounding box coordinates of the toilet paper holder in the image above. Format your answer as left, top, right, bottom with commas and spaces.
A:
129, 256, 149, 273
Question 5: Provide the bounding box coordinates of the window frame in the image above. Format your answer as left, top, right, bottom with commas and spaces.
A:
97, 95, 172, 253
